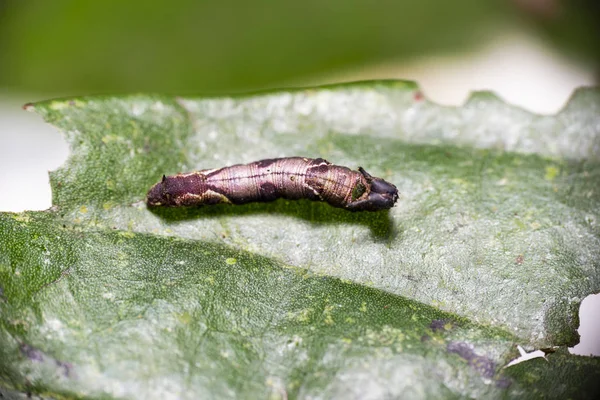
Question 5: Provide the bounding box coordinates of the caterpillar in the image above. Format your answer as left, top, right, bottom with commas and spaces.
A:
147, 157, 398, 211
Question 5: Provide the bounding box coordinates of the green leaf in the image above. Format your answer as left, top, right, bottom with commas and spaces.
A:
1, 81, 599, 398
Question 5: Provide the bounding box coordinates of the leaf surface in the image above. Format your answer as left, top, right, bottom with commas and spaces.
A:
1, 81, 599, 398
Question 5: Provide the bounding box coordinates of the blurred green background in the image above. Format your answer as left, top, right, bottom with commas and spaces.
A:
0, 0, 597, 96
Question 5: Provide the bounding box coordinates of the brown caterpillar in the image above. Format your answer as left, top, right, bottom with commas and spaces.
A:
147, 157, 398, 211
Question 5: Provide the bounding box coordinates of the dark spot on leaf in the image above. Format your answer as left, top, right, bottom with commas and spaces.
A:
495, 376, 512, 389
430, 319, 452, 332
19, 343, 73, 378
20, 343, 44, 362
55, 360, 73, 378
516, 254, 524, 264
447, 341, 496, 379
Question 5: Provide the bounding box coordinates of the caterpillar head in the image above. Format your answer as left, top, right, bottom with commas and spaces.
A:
346, 167, 399, 211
